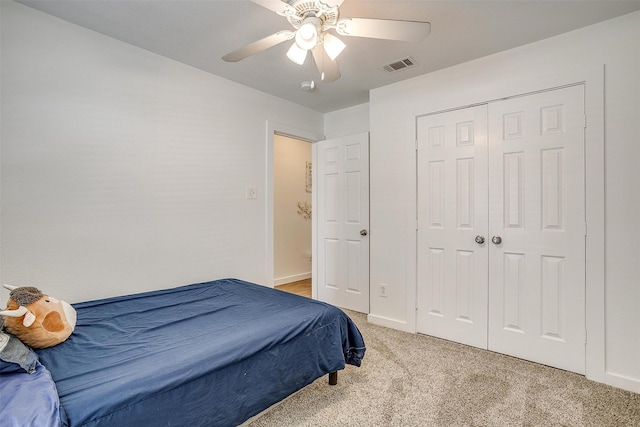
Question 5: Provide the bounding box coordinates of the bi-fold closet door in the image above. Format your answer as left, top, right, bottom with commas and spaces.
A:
416, 85, 586, 374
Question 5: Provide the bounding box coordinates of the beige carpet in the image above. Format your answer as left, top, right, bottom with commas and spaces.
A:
249, 311, 640, 426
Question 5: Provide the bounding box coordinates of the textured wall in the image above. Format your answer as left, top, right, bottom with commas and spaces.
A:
0, 1, 323, 304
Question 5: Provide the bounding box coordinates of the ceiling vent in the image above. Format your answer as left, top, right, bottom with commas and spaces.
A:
380, 56, 417, 73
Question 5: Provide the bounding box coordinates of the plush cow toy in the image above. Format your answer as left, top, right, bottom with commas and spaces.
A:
0, 284, 76, 349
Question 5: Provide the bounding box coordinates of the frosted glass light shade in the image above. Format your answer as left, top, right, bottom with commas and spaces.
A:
323, 33, 346, 60
295, 18, 321, 50
287, 42, 307, 65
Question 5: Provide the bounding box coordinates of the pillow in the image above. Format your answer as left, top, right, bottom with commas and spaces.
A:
1, 285, 76, 349
0, 330, 39, 374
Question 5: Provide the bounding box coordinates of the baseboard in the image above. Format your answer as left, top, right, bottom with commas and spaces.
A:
594, 371, 640, 394
274, 272, 311, 286
367, 313, 412, 333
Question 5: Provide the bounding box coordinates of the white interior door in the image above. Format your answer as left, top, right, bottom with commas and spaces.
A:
316, 132, 370, 313
416, 105, 489, 349
487, 86, 586, 374
416, 85, 586, 374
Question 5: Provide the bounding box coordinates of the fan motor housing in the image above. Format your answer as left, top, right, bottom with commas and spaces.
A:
286, 0, 339, 31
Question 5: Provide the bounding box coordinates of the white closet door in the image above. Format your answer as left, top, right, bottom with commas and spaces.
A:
487, 85, 586, 374
417, 105, 489, 349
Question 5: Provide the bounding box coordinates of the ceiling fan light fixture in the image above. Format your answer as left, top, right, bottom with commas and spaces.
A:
224, 0, 433, 83
323, 33, 346, 61
286, 42, 307, 65
295, 17, 321, 50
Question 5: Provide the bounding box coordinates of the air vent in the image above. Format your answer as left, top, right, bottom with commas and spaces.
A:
380, 56, 417, 73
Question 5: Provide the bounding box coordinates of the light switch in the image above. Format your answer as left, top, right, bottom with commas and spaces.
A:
246, 186, 257, 200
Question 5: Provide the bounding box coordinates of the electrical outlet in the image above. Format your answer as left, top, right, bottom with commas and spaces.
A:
245, 186, 257, 200
380, 283, 388, 298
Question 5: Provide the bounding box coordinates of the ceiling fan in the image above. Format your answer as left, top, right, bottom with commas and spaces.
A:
222, 0, 431, 82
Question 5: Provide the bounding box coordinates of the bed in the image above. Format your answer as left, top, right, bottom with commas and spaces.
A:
1, 278, 366, 426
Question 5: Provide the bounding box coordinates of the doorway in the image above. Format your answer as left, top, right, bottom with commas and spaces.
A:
265, 122, 323, 293
265, 125, 371, 313
273, 134, 313, 289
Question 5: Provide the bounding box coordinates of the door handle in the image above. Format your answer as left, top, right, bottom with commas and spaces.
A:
475, 235, 485, 245
360, 229, 368, 237
491, 236, 502, 245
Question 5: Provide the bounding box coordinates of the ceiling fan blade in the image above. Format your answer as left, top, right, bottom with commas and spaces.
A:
311, 44, 341, 82
251, 0, 296, 16
222, 31, 294, 62
336, 18, 431, 42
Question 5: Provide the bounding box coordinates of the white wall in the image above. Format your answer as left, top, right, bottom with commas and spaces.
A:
0, 1, 323, 304
324, 103, 370, 139
274, 134, 312, 284
368, 11, 640, 393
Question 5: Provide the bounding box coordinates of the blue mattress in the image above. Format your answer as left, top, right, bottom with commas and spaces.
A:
36, 278, 365, 426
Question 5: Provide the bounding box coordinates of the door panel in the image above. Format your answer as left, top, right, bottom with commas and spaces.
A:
417, 85, 586, 374
317, 133, 370, 313
487, 86, 586, 374
417, 105, 489, 349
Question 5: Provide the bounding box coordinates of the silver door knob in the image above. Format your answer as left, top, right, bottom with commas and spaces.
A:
475, 235, 485, 244
360, 229, 368, 237
491, 236, 502, 245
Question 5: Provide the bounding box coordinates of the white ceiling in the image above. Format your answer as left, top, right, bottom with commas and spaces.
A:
15, 0, 640, 113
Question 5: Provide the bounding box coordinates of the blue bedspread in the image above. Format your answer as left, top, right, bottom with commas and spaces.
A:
1, 361, 64, 427
36, 278, 365, 426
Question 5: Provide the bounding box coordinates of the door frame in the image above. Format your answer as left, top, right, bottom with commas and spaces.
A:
411, 66, 610, 387
265, 121, 323, 292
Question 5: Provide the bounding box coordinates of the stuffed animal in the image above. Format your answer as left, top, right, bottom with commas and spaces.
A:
0, 284, 76, 349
